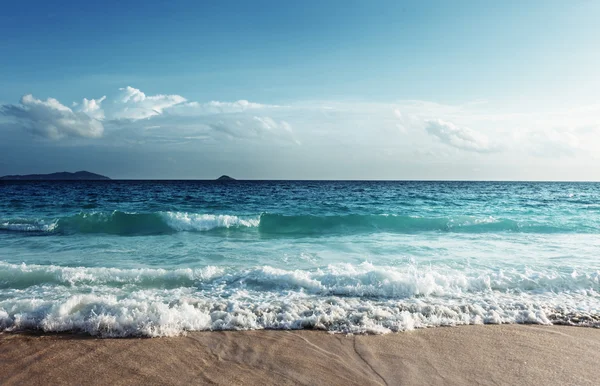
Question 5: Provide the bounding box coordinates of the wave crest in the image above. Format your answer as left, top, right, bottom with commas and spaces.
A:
1, 212, 260, 236
0, 212, 583, 236
162, 212, 260, 231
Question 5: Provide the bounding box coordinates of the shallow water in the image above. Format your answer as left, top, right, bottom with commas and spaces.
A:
1, 181, 599, 336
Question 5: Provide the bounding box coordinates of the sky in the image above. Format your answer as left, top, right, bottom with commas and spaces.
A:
0, 0, 599, 180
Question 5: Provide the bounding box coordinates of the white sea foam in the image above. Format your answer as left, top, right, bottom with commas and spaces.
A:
160, 212, 260, 231
2, 287, 598, 337
1, 261, 599, 337
0, 220, 58, 232
0, 261, 224, 287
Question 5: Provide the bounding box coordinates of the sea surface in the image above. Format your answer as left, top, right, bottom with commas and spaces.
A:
1, 181, 599, 337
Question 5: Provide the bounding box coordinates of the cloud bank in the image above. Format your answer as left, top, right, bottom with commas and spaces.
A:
0, 87, 288, 142
1, 86, 598, 172
424, 119, 495, 153
113, 86, 187, 120
0, 94, 104, 139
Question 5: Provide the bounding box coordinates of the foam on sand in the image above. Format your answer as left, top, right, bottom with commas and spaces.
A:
1, 261, 598, 337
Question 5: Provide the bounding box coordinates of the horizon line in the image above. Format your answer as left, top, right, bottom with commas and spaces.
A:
3, 178, 600, 183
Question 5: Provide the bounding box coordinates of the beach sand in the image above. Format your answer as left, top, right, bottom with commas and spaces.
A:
1, 325, 599, 385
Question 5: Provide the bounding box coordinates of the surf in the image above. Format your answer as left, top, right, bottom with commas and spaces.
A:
0, 212, 589, 236
0, 211, 260, 236
1, 261, 599, 337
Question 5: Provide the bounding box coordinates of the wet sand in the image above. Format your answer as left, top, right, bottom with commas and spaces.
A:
1, 325, 599, 385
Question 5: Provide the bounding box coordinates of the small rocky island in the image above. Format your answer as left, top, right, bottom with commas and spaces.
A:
216, 175, 236, 181
0, 171, 111, 181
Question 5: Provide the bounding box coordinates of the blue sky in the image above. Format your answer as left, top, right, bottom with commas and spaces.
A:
1, 0, 599, 179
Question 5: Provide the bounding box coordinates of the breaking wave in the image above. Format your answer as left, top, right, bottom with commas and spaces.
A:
0, 212, 588, 236
0, 212, 260, 236
0, 261, 599, 337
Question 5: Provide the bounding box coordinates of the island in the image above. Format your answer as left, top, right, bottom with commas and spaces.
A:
216, 175, 236, 181
0, 171, 111, 181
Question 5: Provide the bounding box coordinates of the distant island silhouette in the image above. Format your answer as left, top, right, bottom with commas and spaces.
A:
216, 175, 236, 181
0, 171, 111, 181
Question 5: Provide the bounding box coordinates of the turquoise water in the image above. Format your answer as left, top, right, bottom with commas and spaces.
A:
1, 181, 599, 336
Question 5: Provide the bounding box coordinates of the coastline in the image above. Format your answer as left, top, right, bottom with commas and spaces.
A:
1, 325, 599, 385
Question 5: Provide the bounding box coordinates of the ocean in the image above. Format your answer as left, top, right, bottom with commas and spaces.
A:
0, 180, 599, 337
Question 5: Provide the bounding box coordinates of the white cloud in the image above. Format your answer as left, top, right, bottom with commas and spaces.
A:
425, 119, 495, 153
253, 116, 279, 130
253, 116, 298, 142
81, 96, 106, 121
3, 87, 598, 163
0, 86, 289, 143
109, 87, 278, 121
204, 115, 299, 145
169, 99, 279, 116
205, 99, 272, 111
113, 86, 187, 120
0, 94, 104, 139
522, 128, 583, 157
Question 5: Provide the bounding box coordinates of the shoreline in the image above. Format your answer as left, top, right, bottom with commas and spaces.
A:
2, 325, 599, 385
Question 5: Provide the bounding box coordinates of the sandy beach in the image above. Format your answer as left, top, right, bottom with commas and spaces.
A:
1, 325, 599, 385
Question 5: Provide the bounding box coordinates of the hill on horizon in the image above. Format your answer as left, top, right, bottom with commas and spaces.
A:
0, 171, 111, 181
